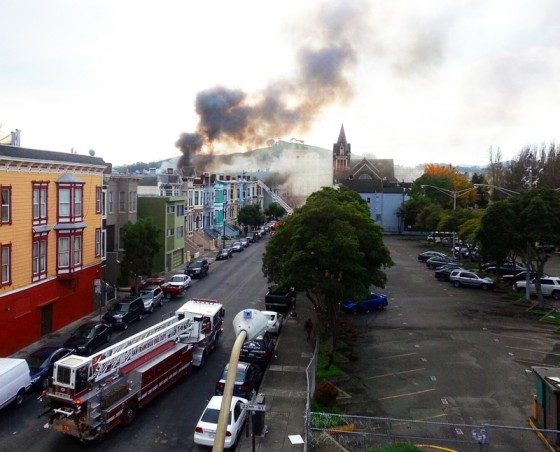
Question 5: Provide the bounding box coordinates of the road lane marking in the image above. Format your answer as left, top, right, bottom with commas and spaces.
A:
491, 333, 556, 344
366, 367, 426, 380
378, 388, 435, 401
365, 352, 418, 361
505, 345, 560, 356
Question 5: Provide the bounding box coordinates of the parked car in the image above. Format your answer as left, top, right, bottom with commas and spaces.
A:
0, 359, 31, 410
514, 277, 560, 300
215, 362, 261, 399
340, 293, 388, 313
262, 310, 284, 334
239, 331, 275, 368
163, 274, 192, 298
103, 296, 145, 330
216, 248, 232, 260
418, 251, 447, 262
426, 255, 457, 269
501, 271, 547, 284
246, 232, 257, 243
484, 262, 526, 276
231, 241, 244, 252
25, 346, 75, 390
434, 263, 464, 281
240, 237, 250, 247
193, 395, 248, 449
139, 285, 164, 312
449, 270, 494, 290
63, 321, 112, 355
265, 284, 296, 312
185, 259, 210, 279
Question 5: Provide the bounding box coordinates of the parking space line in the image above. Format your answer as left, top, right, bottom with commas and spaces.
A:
514, 358, 545, 366
365, 352, 418, 361
491, 333, 556, 344
504, 345, 560, 356
378, 388, 435, 401
367, 367, 426, 380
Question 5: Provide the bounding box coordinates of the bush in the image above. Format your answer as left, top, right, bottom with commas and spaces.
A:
314, 381, 339, 407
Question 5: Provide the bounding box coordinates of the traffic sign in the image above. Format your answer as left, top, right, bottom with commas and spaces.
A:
241, 403, 267, 412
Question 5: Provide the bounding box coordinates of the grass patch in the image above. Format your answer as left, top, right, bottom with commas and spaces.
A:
316, 354, 346, 380
370, 445, 424, 452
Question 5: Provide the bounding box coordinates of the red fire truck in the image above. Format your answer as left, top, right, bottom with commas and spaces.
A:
42, 315, 196, 441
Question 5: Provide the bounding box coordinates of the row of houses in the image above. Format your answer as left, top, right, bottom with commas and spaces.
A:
0, 145, 267, 356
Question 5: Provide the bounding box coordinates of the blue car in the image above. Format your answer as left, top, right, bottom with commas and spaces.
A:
341, 293, 388, 314
25, 346, 75, 390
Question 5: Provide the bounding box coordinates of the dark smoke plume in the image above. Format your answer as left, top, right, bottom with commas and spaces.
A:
176, 1, 366, 168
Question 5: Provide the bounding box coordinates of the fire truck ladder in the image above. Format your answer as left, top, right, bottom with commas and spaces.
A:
90, 316, 193, 382
256, 179, 293, 214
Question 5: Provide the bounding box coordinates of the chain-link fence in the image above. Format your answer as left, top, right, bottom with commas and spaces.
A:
308, 413, 560, 451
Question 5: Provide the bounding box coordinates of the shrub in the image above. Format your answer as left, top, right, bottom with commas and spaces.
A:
314, 381, 339, 407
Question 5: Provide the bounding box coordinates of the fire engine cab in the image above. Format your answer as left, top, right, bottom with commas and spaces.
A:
176, 298, 224, 367
42, 315, 195, 441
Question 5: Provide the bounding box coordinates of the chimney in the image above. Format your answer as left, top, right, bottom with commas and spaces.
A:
11, 129, 21, 147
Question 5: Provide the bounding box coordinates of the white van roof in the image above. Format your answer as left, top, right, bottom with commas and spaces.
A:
0, 358, 28, 376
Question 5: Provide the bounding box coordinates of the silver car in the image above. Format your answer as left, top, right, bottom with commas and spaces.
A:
449, 270, 494, 290
231, 241, 244, 252
139, 285, 164, 312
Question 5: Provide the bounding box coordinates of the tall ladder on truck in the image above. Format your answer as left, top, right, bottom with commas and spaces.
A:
256, 179, 293, 214
89, 316, 194, 382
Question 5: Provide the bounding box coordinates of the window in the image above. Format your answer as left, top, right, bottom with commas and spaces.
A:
108, 191, 114, 213
167, 228, 174, 237
119, 191, 126, 212
1, 244, 11, 285
95, 186, 102, 213
1, 186, 12, 225
176, 226, 184, 238
57, 183, 84, 223
167, 205, 175, 214
32, 182, 49, 225
32, 236, 48, 281
95, 228, 102, 257
176, 205, 184, 217
57, 231, 83, 274
194, 191, 200, 205
101, 229, 106, 259
128, 191, 136, 212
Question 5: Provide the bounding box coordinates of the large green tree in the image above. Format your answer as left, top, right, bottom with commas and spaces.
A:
119, 218, 161, 286
238, 204, 266, 229
262, 187, 393, 367
264, 202, 286, 220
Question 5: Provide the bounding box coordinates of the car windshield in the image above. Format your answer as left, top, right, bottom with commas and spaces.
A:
221, 367, 247, 383
201, 407, 231, 425
72, 326, 95, 338
233, 242, 241, 246
26, 354, 48, 369
189, 262, 202, 268
112, 303, 129, 313
140, 291, 153, 299
170, 276, 184, 282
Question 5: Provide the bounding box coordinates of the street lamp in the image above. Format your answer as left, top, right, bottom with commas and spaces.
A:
473, 183, 519, 197
213, 309, 269, 452
420, 184, 479, 255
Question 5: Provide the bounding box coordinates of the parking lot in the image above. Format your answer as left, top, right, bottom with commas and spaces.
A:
332, 236, 560, 450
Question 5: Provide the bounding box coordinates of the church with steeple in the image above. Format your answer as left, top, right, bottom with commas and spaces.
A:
332, 125, 410, 232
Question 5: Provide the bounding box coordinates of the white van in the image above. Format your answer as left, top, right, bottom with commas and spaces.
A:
0, 358, 31, 410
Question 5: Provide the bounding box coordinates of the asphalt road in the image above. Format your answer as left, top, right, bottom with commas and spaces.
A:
0, 239, 271, 452
336, 236, 559, 450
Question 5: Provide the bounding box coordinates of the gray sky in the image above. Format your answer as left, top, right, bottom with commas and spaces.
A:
2, 0, 559, 167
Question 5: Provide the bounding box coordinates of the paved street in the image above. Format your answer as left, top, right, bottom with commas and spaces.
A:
334, 236, 560, 450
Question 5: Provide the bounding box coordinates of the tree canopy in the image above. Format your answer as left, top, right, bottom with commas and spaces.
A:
119, 217, 161, 285
238, 204, 266, 228
262, 187, 393, 365
264, 202, 286, 220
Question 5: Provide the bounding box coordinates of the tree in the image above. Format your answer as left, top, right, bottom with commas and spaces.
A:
119, 218, 161, 286
238, 204, 266, 229
264, 202, 286, 220
476, 200, 519, 267
262, 187, 393, 368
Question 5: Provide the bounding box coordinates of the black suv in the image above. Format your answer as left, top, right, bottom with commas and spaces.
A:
185, 259, 209, 278
103, 296, 144, 330
239, 332, 275, 369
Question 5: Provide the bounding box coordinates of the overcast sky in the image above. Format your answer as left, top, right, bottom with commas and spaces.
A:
2, 0, 559, 168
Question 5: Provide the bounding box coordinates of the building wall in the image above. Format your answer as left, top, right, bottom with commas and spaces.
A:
358, 191, 409, 233
0, 149, 105, 355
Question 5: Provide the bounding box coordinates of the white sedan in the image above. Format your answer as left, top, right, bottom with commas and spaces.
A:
262, 310, 284, 334
194, 395, 248, 449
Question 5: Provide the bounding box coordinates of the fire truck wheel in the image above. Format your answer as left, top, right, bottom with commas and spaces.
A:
122, 400, 138, 426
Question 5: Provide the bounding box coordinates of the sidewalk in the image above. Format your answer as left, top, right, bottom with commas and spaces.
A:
239, 301, 315, 452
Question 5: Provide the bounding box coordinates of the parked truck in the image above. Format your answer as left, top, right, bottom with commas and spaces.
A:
265, 284, 296, 312
41, 298, 223, 441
